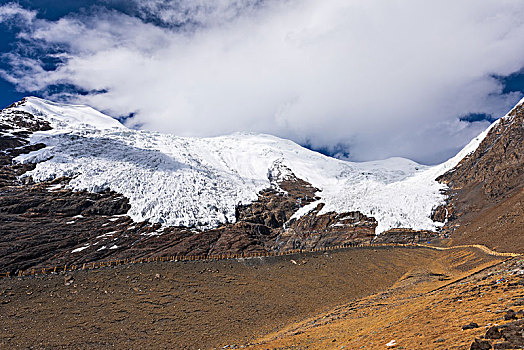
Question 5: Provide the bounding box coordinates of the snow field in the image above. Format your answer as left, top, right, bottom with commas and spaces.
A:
9, 96, 521, 233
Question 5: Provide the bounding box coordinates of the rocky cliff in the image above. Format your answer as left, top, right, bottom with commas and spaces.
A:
436, 100, 524, 253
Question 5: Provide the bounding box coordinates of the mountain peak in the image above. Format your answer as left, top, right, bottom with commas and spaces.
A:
2, 96, 450, 233
4, 95, 523, 235
9, 96, 125, 131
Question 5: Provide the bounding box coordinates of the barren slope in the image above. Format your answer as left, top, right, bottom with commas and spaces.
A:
0, 246, 499, 349
437, 98, 524, 253
247, 251, 522, 350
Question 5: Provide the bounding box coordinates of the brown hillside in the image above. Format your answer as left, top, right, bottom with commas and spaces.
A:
247, 253, 522, 350
437, 100, 524, 253
0, 246, 500, 349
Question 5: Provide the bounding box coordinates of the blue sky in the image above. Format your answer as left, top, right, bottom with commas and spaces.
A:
0, 0, 133, 108
1, 1, 524, 164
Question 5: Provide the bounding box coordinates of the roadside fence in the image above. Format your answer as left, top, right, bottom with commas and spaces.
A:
1, 242, 519, 279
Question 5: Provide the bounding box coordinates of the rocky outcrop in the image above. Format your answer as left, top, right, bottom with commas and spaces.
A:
430, 203, 455, 223
235, 162, 320, 228
234, 163, 378, 251
274, 203, 377, 250
438, 103, 523, 201
435, 100, 524, 253
372, 228, 440, 244
480, 320, 524, 349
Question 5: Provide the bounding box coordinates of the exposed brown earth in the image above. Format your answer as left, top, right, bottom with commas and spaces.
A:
372, 228, 440, 245
444, 188, 524, 254
246, 251, 522, 350
437, 101, 524, 253
0, 246, 501, 349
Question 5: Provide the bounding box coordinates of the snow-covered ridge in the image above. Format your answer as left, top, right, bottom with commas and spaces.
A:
15, 97, 124, 130
4, 96, 509, 233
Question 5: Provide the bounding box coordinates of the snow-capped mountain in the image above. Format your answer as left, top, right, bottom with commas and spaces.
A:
6, 96, 517, 234
2, 96, 523, 272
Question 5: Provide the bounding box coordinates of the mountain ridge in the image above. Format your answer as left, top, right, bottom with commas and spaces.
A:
1, 96, 522, 272
7, 96, 450, 232
436, 96, 524, 253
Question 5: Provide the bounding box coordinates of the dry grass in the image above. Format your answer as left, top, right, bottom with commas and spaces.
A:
247, 250, 522, 350
0, 246, 510, 349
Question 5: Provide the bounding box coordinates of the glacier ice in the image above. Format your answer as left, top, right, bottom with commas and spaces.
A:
7, 96, 518, 233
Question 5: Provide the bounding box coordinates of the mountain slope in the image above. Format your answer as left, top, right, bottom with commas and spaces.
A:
436, 97, 524, 253
1, 96, 521, 272
10, 97, 451, 233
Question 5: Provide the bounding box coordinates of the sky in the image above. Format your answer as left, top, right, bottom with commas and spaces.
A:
1, 1, 524, 164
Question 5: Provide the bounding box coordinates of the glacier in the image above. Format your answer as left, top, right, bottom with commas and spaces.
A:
8, 96, 517, 233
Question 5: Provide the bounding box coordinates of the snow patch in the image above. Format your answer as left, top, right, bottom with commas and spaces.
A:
96, 231, 117, 239
18, 96, 124, 131
47, 184, 62, 191
386, 340, 396, 347
71, 244, 89, 253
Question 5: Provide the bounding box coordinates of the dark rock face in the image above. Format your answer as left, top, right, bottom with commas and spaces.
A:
274, 203, 377, 251
430, 203, 455, 223
436, 102, 524, 253
484, 320, 524, 349
504, 309, 517, 321
462, 322, 480, 330
470, 339, 492, 350
0, 103, 379, 273
372, 228, 440, 244
486, 326, 503, 339
236, 170, 320, 229
0, 180, 130, 217
137, 222, 275, 258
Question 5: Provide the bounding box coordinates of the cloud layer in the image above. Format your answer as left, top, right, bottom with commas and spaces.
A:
1, 0, 524, 164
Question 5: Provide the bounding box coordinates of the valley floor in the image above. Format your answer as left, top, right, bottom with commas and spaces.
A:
1, 246, 516, 349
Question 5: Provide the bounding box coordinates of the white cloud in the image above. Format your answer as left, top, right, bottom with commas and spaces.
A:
1, 0, 524, 164
0, 2, 36, 24
133, 0, 266, 28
